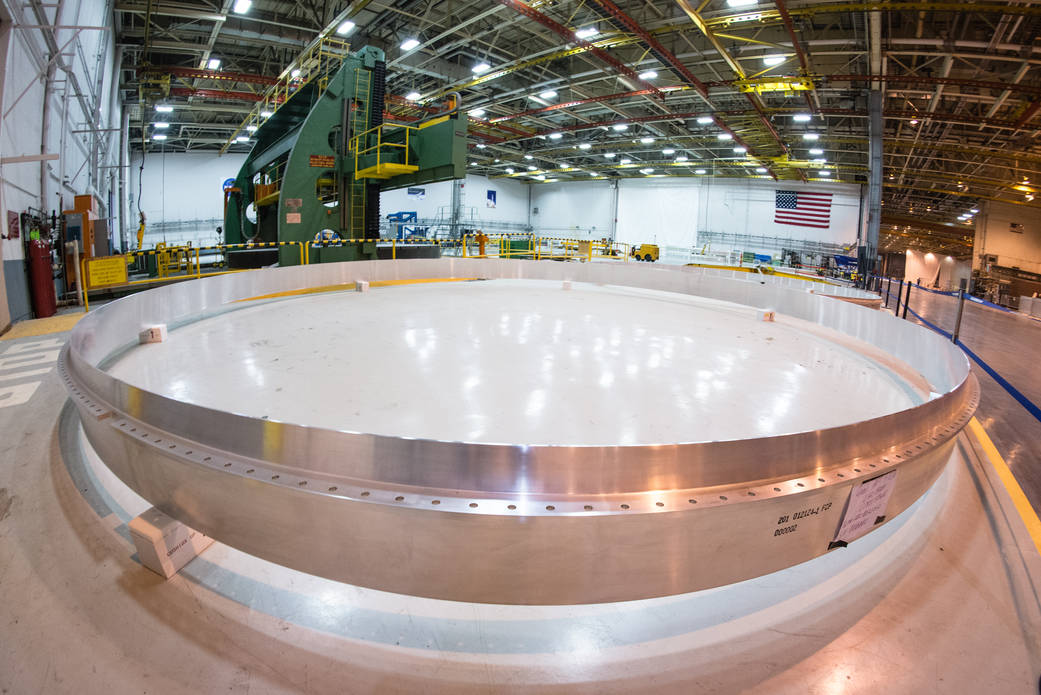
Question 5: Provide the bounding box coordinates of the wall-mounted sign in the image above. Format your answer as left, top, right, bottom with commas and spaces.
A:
486, 190, 497, 208
86, 256, 128, 289
407, 187, 425, 199
1010, 222, 1025, 234
222, 177, 236, 192
286, 213, 302, 224
309, 155, 335, 168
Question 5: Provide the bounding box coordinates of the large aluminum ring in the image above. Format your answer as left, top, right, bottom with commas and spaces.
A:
60, 259, 977, 604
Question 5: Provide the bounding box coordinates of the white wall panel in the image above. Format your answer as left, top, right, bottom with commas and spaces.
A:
379, 174, 530, 230
530, 180, 613, 238
616, 178, 698, 249
529, 178, 861, 255
130, 151, 247, 225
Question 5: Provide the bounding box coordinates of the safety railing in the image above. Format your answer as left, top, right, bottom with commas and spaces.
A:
349, 122, 418, 178
83, 241, 306, 310
220, 35, 352, 154
83, 234, 643, 311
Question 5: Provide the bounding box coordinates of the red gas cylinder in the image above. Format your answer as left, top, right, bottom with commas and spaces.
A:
28, 239, 57, 318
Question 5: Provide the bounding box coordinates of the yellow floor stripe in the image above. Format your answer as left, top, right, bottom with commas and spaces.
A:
968, 416, 1041, 556
0, 312, 85, 340
234, 277, 478, 304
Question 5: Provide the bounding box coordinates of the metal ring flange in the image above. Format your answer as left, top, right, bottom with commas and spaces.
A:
62, 259, 978, 604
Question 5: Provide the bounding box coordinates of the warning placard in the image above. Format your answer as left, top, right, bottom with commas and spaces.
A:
309, 154, 335, 168
286, 213, 301, 224
833, 471, 897, 544
86, 256, 128, 288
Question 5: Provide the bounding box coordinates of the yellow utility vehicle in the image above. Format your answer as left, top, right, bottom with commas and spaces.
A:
630, 243, 660, 262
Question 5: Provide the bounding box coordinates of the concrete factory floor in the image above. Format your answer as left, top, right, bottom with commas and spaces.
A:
2, 300, 1041, 693
901, 287, 1041, 512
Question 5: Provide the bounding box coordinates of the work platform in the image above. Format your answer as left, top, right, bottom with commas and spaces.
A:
2, 265, 1041, 692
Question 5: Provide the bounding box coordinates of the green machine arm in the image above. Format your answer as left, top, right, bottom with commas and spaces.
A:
223, 45, 467, 267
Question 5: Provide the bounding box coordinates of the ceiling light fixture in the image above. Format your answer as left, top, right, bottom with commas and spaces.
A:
468, 108, 486, 117
604, 153, 616, 159
336, 20, 356, 35
809, 148, 824, 155
524, 154, 533, 160
152, 134, 167, 141
762, 55, 785, 66
233, 0, 251, 13
733, 146, 747, 154
639, 70, 658, 80
236, 136, 250, 143
155, 104, 173, 113
726, 0, 757, 6
696, 116, 714, 124
472, 62, 491, 75
792, 113, 811, 122
662, 148, 675, 155
400, 38, 420, 51
640, 168, 654, 174
578, 143, 592, 149
574, 27, 598, 39
802, 133, 820, 141
246, 125, 258, 132
818, 170, 831, 176
506, 168, 515, 174
153, 121, 169, 129
620, 158, 632, 164
291, 69, 301, 78
612, 124, 628, 132
475, 144, 486, 149
526, 165, 537, 171
640, 137, 654, 144
695, 168, 707, 174
676, 155, 688, 162
539, 90, 558, 100
549, 132, 563, 140
207, 58, 221, 70
755, 167, 768, 173
717, 133, 733, 141
260, 110, 273, 118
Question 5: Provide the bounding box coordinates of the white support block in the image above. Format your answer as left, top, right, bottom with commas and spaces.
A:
128, 507, 214, 579
356, 280, 370, 292
757, 310, 776, 322
138, 324, 168, 344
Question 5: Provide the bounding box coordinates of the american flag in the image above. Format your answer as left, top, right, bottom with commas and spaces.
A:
774, 190, 833, 229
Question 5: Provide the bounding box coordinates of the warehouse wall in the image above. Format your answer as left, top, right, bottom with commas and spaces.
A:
129, 151, 247, 246
530, 178, 862, 253
975, 200, 1041, 274
530, 180, 614, 238
0, 0, 121, 321
904, 250, 971, 291
379, 174, 530, 230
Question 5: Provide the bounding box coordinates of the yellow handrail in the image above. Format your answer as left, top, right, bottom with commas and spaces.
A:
349, 122, 417, 176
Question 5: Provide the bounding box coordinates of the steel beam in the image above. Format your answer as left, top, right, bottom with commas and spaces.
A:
490, 0, 662, 98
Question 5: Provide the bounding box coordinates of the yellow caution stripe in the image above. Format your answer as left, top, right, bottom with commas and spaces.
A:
968, 416, 1041, 557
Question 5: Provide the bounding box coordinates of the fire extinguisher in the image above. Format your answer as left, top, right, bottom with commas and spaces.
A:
28, 238, 57, 318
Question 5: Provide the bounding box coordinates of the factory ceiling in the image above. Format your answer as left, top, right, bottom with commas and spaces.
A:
115, 1, 1041, 257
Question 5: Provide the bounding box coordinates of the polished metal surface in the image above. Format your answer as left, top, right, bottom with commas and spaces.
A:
60, 259, 978, 604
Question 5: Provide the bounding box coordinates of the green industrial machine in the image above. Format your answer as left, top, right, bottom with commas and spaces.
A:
223, 44, 467, 267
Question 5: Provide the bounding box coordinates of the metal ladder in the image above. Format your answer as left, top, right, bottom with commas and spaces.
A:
347, 68, 373, 236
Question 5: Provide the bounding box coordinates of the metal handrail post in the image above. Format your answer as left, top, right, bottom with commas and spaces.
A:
902, 280, 912, 319
952, 289, 966, 344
